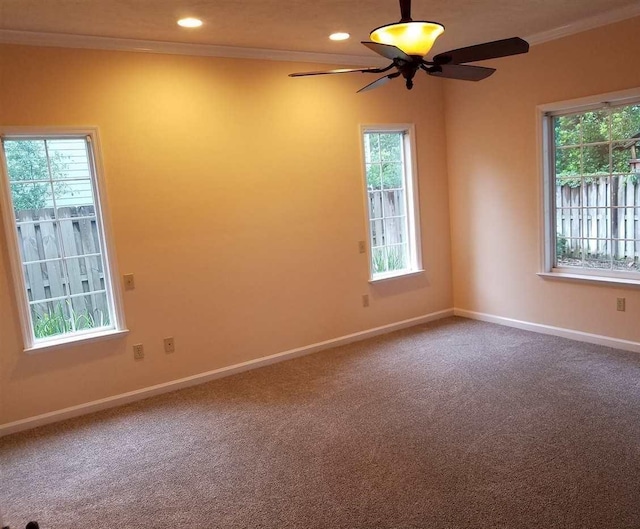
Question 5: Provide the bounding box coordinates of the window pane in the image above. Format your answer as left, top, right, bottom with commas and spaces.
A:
23, 258, 68, 303
16, 220, 63, 262
584, 208, 610, 240
554, 115, 581, 146
613, 258, 640, 272
366, 164, 382, 190
581, 176, 608, 208
613, 218, 640, 269
368, 191, 383, 220
581, 110, 609, 143
46, 139, 92, 180
10, 182, 53, 214
384, 218, 405, 244
30, 299, 73, 339
555, 147, 581, 177
379, 133, 402, 162
30, 292, 110, 340
365, 134, 381, 163
370, 219, 384, 247
382, 189, 405, 218
582, 144, 609, 175
612, 143, 638, 174
556, 238, 583, 265
381, 162, 402, 189
54, 179, 95, 207
610, 104, 640, 141
555, 182, 582, 208
612, 207, 639, 257
386, 244, 407, 272
56, 214, 101, 257
555, 208, 581, 239
584, 239, 612, 269
371, 247, 387, 274
4, 140, 49, 182
63, 255, 106, 295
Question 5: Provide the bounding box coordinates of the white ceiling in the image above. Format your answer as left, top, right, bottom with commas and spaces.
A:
1, 0, 640, 61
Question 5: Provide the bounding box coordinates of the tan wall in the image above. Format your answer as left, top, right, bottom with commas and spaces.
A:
445, 17, 640, 341
0, 44, 453, 423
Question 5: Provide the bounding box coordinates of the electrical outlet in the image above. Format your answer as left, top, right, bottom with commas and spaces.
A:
164, 337, 175, 353
362, 294, 370, 308
133, 343, 144, 360
358, 241, 366, 254
123, 274, 135, 290
617, 297, 626, 312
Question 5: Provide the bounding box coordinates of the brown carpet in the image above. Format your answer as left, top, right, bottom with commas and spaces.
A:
1, 317, 640, 528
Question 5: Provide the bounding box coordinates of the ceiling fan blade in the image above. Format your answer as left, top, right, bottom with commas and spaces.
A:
362, 41, 412, 62
427, 64, 496, 81
289, 67, 387, 77
399, 0, 412, 21
357, 72, 401, 93
432, 37, 529, 65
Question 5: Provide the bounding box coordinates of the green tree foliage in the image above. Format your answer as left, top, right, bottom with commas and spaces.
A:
554, 105, 640, 186
4, 140, 68, 210
365, 133, 404, 190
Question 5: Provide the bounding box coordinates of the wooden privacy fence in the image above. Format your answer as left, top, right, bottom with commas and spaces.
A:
556, 176, 639, 262
16, 206, 108, 321
368, 189, 405, 246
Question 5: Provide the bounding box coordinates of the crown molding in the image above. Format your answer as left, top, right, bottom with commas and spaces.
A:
2, 2, 640, 64
0, 29, 386, 67
526, 2, 640, 45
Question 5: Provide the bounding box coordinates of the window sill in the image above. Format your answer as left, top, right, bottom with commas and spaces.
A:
537, 271, 640, 288
24, 328, 130, 354
369, 269, 424, 283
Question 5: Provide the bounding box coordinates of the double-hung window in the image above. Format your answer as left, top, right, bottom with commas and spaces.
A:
0, 130, 126, 350
361, 125, 422, 280
540, 90, 640, 284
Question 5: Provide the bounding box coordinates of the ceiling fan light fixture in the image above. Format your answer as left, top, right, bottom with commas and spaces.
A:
370, 21, 444, 57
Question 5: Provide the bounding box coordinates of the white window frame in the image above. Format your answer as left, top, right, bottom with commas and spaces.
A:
0, 127, 128, 352
360, 124, 423, 281
538, 87, 640, 287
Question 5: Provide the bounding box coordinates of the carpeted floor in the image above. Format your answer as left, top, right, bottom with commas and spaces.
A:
1, 317, 640, 528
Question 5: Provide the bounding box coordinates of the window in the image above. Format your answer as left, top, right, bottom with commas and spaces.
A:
362, 125, 422, 280
541, 91, 640, 284
0, 130, 126, 350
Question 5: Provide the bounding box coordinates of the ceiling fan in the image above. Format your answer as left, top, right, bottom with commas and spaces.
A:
289, 0, 529, 92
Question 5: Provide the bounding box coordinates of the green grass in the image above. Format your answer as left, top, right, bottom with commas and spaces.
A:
32, 300, 108, 339
372, 246, 406, 274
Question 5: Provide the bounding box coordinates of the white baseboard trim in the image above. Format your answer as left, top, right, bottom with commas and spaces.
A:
454, 308, 640, 354
0, 308, 453, 437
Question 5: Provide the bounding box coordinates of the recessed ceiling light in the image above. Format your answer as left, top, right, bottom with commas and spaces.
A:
177, 18, 203, 28
329, 32, 350, 41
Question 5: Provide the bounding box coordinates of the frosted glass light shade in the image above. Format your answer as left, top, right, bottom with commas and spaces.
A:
370, 21, 444, 56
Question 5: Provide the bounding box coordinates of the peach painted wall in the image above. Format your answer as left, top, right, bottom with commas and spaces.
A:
0, 44, 453, 423
445, 17, 640, 341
